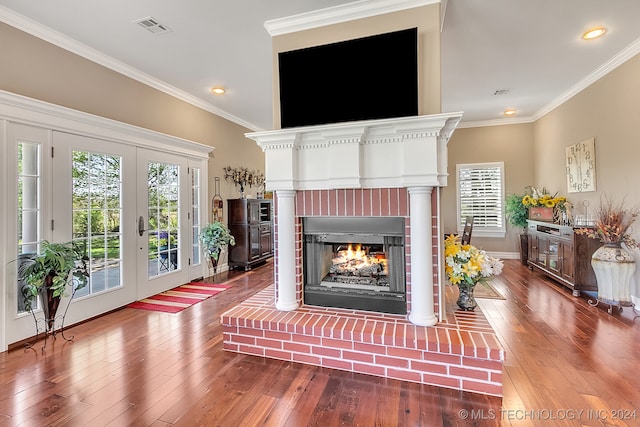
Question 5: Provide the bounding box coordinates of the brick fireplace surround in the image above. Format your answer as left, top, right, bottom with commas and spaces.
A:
222, 114, 505, 396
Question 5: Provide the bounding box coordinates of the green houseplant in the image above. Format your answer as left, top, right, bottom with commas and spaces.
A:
199, 221, 236, 273
18, 240, 89, 330
505, 193, 529, 231
505, 193, 530, 265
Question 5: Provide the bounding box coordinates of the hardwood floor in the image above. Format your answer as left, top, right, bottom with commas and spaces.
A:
1, 260, 639, 426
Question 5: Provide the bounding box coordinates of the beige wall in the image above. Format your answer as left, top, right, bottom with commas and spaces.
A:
0, 22, 265, 218
442, 123, 535, 252
270, 4, 441, 129
534, 54, 640, 210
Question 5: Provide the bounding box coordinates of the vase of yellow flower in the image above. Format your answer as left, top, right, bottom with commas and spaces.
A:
444, 235, 504, 311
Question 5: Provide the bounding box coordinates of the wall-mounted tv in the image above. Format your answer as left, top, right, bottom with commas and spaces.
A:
278, 27, 418, 129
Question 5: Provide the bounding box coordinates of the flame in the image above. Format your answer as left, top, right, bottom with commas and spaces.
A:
331, 243, 388, 277
345, 244, 366, 262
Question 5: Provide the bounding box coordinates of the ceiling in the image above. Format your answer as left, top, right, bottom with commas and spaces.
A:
1, 0, 639, 131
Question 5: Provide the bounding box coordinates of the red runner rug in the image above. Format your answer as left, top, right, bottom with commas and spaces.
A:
127, 282, 231, 313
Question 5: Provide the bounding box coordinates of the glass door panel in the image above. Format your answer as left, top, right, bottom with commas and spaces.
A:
147, 161, 180, 277
71, 151, 123, 298
17, 141, 42, 313
548, 240, 560, 273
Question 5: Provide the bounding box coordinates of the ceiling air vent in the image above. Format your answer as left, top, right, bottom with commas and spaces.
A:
133, 16, 172, 35
493, 89, 510, 96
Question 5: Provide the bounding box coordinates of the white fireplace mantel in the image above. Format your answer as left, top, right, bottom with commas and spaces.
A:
246, 113, 463, 191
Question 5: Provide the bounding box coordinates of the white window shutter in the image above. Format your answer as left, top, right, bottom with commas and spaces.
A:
457, 163, 505, 234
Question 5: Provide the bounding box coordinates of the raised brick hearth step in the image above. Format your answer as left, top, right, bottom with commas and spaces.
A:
222, 286, 504, 396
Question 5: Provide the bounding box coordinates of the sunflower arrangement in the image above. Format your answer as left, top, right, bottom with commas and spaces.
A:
444, 235, 503, 288
521, 187, 568, 209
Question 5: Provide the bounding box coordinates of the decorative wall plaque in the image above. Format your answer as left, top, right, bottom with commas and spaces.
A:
566, 138, 596, 193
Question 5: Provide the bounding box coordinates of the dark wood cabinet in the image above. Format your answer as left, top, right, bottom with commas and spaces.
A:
228, 198, 273, 270
527, 220, 600, 296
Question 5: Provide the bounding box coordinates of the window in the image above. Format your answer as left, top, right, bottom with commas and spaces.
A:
71, 150, 123, 297
456, 162, 505, 238
191, 167, 201, 266
17, 142, 41, 313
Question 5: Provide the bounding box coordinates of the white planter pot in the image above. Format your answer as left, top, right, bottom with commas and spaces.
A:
591, 244, 636, 305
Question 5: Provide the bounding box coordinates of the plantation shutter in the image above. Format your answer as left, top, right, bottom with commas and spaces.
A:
457, 163, 504, 232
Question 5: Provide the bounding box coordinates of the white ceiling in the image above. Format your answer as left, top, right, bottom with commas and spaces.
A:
1, 0, 639, 131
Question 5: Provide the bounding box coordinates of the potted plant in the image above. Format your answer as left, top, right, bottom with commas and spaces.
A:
199, 221, 236, 273
505, 192, 530, 265
18, 240, 89, 331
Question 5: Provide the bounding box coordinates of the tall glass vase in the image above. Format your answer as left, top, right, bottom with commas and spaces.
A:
591, 243, 636, 306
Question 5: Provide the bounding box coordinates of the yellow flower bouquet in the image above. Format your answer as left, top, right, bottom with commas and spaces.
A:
444, 235, 503, 287
444, 234, 503, 310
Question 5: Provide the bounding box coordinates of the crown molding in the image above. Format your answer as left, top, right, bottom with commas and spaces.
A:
0, 5, 262, 132
264, 0, 440, 36
533, 36, 640, 121
456, 116, 534, 129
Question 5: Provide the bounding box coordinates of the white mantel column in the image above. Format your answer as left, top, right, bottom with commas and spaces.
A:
408, 186, 438, 326
275, 190, 299, 311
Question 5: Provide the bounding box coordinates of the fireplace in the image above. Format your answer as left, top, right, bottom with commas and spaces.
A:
303, 217, 406, 314
222, 113, 505, 397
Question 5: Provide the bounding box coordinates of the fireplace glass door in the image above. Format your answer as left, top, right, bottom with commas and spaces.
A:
303, 217, 406, 314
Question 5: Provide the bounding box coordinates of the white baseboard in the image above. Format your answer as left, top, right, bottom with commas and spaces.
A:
486, 251, 520, 260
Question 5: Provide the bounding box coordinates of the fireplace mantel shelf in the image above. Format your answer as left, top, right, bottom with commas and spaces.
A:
246, 113, 463, 191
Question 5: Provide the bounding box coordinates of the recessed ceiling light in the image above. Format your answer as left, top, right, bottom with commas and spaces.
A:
582, 27, 607, 40
504, 109, 517, 117
211, 87, 226, 95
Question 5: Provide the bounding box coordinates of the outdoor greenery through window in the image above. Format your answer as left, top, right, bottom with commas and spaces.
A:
457, 162, 505, 237
17, 142, 41, 313
191, 167, 201, 266
72, 151, 123, 297
147, 161, 180, 276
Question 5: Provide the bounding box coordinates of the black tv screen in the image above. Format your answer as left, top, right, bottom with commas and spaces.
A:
278, 28, 418, 128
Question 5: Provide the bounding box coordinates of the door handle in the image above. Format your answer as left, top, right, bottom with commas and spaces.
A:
138, 216, 146, 236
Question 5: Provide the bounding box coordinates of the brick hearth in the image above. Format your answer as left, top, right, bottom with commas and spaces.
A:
222, 285, 504, 396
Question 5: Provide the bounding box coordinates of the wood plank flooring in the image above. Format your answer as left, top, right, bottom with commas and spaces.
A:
1, 259, 639, 426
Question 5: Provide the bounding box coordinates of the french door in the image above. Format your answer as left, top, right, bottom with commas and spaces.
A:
6, 125, 206, 345
136, 149, 190, 298
51, 132, 138, 319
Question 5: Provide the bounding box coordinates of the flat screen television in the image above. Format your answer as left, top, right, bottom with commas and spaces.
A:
278, 27, 418, 129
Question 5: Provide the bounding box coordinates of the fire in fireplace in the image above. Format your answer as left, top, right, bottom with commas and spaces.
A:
303, 217, 406, 314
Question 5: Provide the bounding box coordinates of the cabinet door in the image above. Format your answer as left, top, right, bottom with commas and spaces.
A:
547, 239, 560, 274
561, 242, 575, 282
248, 200, 260, 224
536, 236, 548, 266
528, 234, 539, 264
250, 225, 260, 260
260, 224, 272, 256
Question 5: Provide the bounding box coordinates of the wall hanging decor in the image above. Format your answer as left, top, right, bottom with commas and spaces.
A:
566, 137, 596, 193
223, 166, 265, 199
